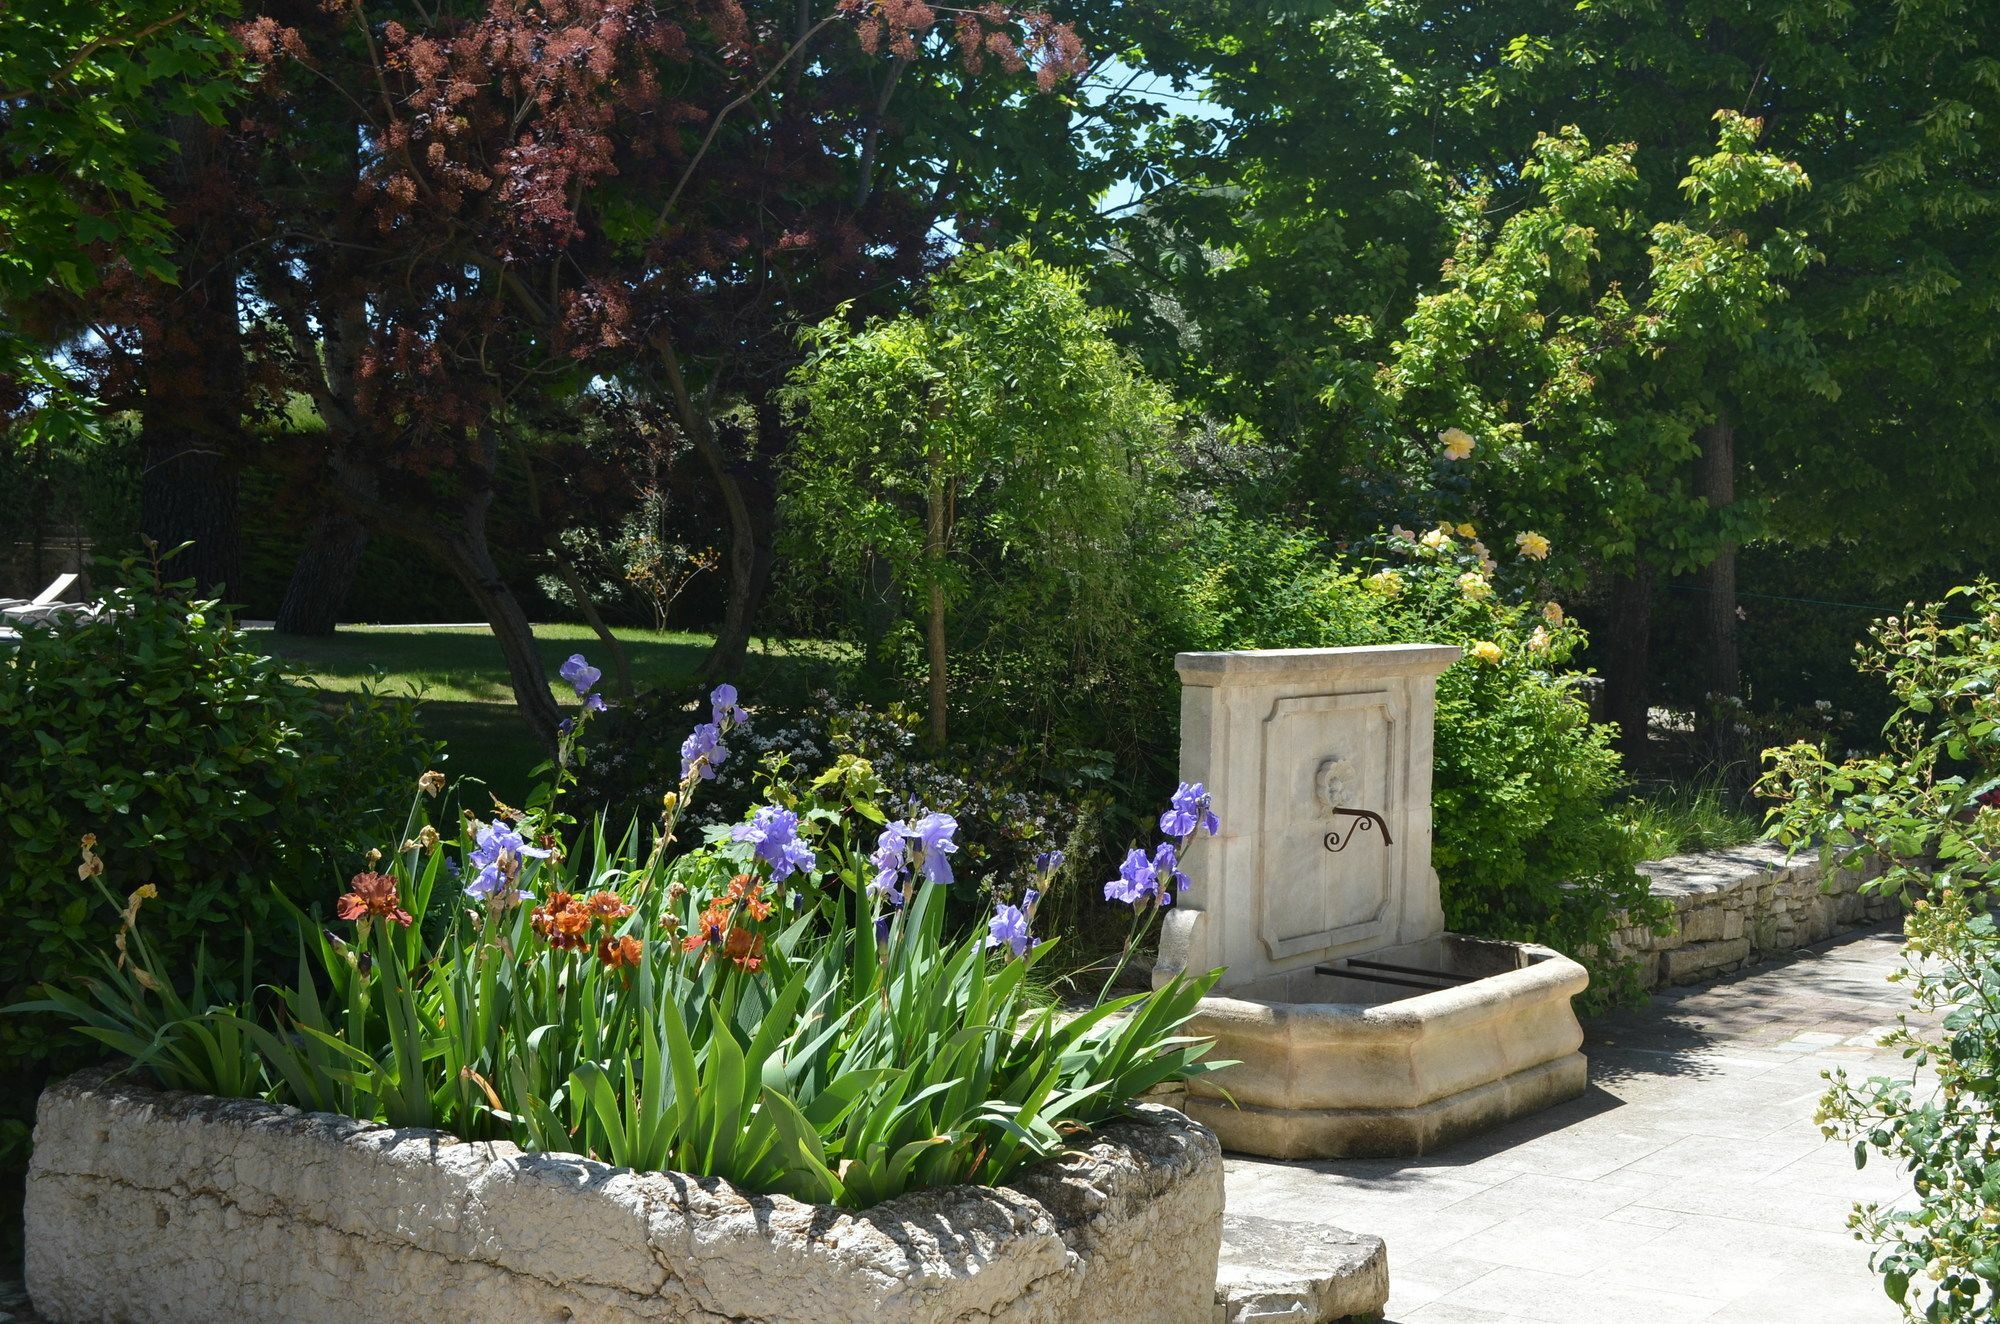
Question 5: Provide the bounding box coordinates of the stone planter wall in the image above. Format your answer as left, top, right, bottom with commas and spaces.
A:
26, 1069, 1224, 1324
1608, 841, 1895, 989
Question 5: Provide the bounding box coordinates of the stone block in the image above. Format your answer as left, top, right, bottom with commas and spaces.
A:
1663, 938, 1752, 985
27, 1071, 1224, 1324
1216, 1214, 1388, 1322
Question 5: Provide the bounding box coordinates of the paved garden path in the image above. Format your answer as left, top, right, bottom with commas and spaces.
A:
1225, 924, 1926, 1323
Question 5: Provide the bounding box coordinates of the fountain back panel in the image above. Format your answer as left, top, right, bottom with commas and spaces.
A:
1153, 646, 1588, 1159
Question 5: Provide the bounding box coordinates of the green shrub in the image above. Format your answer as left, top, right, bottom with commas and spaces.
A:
0, 559, 429, 1140
1179, 509, 1660, 1003
573, 688, 1118, 951
1762, 584, 2000, 1319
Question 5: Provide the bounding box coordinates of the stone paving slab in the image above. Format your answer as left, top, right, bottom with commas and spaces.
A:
1224, 924, 1927, 1323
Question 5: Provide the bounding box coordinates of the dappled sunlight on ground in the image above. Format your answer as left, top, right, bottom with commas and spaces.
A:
1227, 926, 1924, 1323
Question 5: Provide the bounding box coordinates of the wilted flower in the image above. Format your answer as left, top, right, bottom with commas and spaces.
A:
418, 770, 446, 797
77, 834, 104, 881
1159, 782, 1220, 840
1515, 530, 1551, 561
1458, 572, 1493, 602
1366, 569, 1403, 597
732, 805, 816, 881
1471, 640, 1504, 665
1440, 427, 1475, 460
1527, 626, 1551, 653
337, 872, 413, 927
558, 653, 602, 697
416, 824, 441, 852
986, 901, 1033, 958
1542, 601, 1565, 626
680, 722, 729, 781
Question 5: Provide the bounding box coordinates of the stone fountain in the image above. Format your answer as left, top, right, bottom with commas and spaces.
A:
1152, 645, 1589, 1159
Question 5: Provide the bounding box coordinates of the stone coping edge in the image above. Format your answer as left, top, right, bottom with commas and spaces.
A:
26, 1066, 1225, 1324
1189, 943, 1588, 1040
1176, 643, 1463, 684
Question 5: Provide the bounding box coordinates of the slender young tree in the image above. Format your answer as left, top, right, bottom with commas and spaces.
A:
782, 246, 1178, 748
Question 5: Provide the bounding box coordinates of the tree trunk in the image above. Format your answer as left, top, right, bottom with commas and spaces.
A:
650, 332, 768, 681
1694, 414, 1741, 772
924, 478, 948, 749
1601, 562, 1656, 770
427, 510, 564, 751
139, 393, 241, 597
517, 450, 634, 702
550, 553, 635, 703
355, 432, 562, 751
275, 510, 368, 635
698, 431, 778, 680
138, 118, 243, 598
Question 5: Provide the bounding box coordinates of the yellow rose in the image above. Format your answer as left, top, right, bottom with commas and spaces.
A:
1439, 427, 1475, 461
1457, 523, 1479, 539
1420, 528, 1453, 552
1471, 640, 1503, 665
1516, 530, 1551, 561
1458, 572, 1493, 602
1527, 625, 1551, 653
1366, 570, 1403, 597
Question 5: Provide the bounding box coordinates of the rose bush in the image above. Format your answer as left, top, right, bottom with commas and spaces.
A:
1762, 584, 2000, 1319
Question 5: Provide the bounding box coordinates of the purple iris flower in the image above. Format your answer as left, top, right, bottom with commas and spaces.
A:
558, 654, 602, 698
986, 901, 1033, 958
466, 817, 547, 901
732, 805, 817, 882
908, 812, 958, 885
710, 683, 745, 726
1103, 846, 1160, 907
1159, 782, 1220, 840
679, 721, 728, 781
583, 693, 608, 714
1152, 841, 1189, 899
868, 824, 910, 905
1033, 849, 1064, 878
557, 717, 576, 736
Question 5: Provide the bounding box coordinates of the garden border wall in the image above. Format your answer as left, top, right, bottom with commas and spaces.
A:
1610, 841, 1895, 989
25, 1069, 1224, 1324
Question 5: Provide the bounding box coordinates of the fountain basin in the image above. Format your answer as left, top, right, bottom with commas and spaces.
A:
1180, 934, 1588, 1159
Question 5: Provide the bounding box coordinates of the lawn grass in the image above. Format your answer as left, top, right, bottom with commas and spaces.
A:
261, 623, 848, 801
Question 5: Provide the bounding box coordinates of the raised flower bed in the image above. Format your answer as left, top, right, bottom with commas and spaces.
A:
17, 672, 1232, 1322
27, 1069, 1221, 1323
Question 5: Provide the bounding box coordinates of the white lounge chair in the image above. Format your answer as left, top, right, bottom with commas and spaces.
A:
1, 573, 93, 629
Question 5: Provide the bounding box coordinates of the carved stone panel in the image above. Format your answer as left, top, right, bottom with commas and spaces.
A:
1259, 692, 1401, 960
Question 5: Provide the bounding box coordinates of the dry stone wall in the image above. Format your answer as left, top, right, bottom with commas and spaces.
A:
26, 1069, 1224, 1324
1609, 841, 1895, 989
